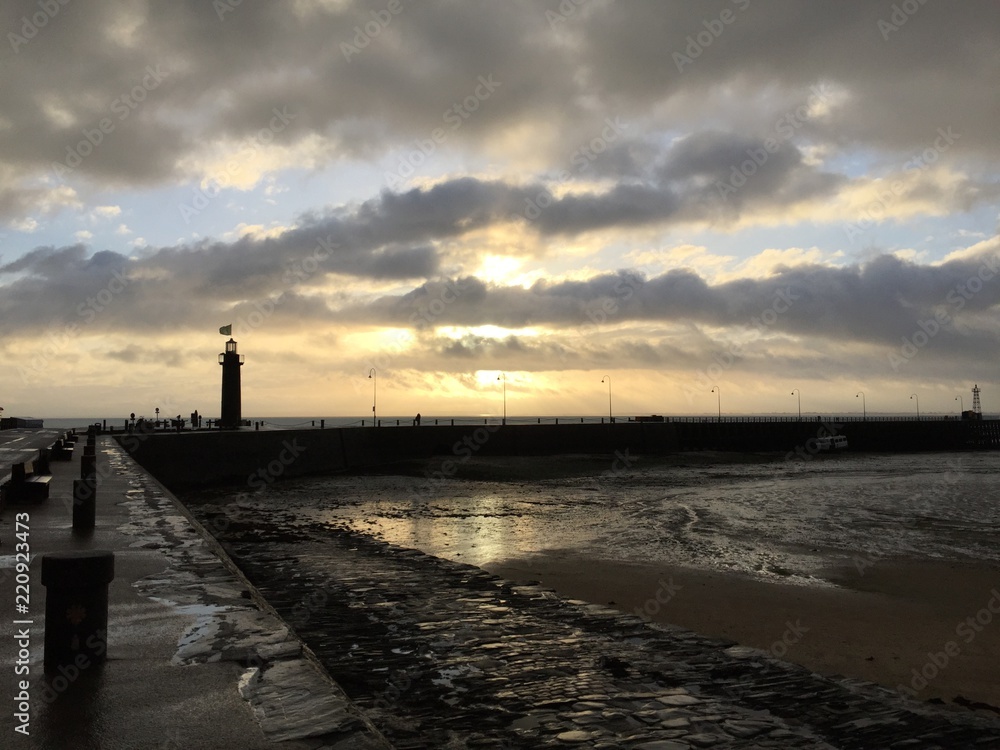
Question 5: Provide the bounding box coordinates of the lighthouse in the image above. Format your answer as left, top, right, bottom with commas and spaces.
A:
218, 338, 244, 429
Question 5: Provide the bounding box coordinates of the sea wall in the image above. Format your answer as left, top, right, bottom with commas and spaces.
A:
115, 418, 1000, 490
115, 422, 680, 489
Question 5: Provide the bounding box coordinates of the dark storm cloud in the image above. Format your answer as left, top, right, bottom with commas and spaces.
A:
2, 0, 998, 223
351, 248, 1000, 354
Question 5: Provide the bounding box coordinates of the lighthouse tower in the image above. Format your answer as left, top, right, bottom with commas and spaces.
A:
218, 338, 244, 429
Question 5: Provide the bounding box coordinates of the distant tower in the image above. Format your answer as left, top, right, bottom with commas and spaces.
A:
972, 384, 982, 415
218, 338, 244, 429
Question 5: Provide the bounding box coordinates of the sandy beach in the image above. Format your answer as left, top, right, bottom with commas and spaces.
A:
487, 553, 1000, 711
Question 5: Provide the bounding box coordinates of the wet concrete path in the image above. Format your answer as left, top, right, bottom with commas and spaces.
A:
184, 505, 1000, 750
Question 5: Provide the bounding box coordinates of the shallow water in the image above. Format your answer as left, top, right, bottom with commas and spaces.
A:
181, 451, 1000, 586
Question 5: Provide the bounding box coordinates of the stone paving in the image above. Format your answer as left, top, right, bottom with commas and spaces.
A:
183, 504, 1000, 750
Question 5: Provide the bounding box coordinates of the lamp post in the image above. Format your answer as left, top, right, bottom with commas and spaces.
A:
856, 391, 865, 420
497, 372, 506, 425
601, 375, 612, 423
910, 393, 919, 419
368, 368, 377, 425
710, 386, 721, 422
791, 388, 801, 421
956, 395, 964, 415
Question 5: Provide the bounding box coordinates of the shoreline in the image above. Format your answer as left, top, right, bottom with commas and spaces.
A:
485, 552, 1000, 712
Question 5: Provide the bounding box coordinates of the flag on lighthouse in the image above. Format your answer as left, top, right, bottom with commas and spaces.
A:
219, 324, 232, 336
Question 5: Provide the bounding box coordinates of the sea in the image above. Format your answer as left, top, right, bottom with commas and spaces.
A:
176, 449, 1000, 588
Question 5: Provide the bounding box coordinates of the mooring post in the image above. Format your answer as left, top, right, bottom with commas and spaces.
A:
41, 550, 115, 675
72, 476, 97, 530
80, 453, 96, 480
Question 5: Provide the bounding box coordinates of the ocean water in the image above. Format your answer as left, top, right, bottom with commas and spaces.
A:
179, 450, 1000, 587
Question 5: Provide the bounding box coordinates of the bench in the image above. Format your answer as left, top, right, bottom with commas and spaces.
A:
1, 460, 52, 503
50, 438, 74, 461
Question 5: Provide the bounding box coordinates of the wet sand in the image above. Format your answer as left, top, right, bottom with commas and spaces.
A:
487, 553, 1000, 712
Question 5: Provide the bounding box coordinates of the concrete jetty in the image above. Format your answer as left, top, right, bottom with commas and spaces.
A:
0, 436, 390, 749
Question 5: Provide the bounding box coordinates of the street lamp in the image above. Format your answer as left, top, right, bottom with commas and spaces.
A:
710, 386, 721, 422
791, 388, 801, 420
856, 391, 865, 420
497, 372, 506, 425
368, 368, 377, 425
956, 395, 964, 415
910, 393, 919, 419
601, 375, 612, 423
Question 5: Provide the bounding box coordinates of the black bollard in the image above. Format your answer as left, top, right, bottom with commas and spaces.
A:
41, 550, 115, 675
321, 419, 325, 429
83, 443, 96, 458
73, 477, 97, 530
80, 454, 96, 480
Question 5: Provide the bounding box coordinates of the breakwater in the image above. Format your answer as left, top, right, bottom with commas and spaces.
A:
115, 417, 1000, 490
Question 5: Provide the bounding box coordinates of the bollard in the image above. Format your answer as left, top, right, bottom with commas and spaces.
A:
73, 477, 97, 530
42, 551, 114, 675
83, 443, 96, 458
80, 454, 96, 480
321, 419, 325, 429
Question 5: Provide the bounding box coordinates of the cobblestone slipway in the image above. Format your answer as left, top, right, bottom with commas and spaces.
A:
187, 505, 1000, 750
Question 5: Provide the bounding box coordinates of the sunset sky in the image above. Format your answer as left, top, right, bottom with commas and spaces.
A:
1, 1, 999, 419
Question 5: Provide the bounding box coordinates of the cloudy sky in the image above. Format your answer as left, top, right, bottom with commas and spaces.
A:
2, 0, 999, 420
